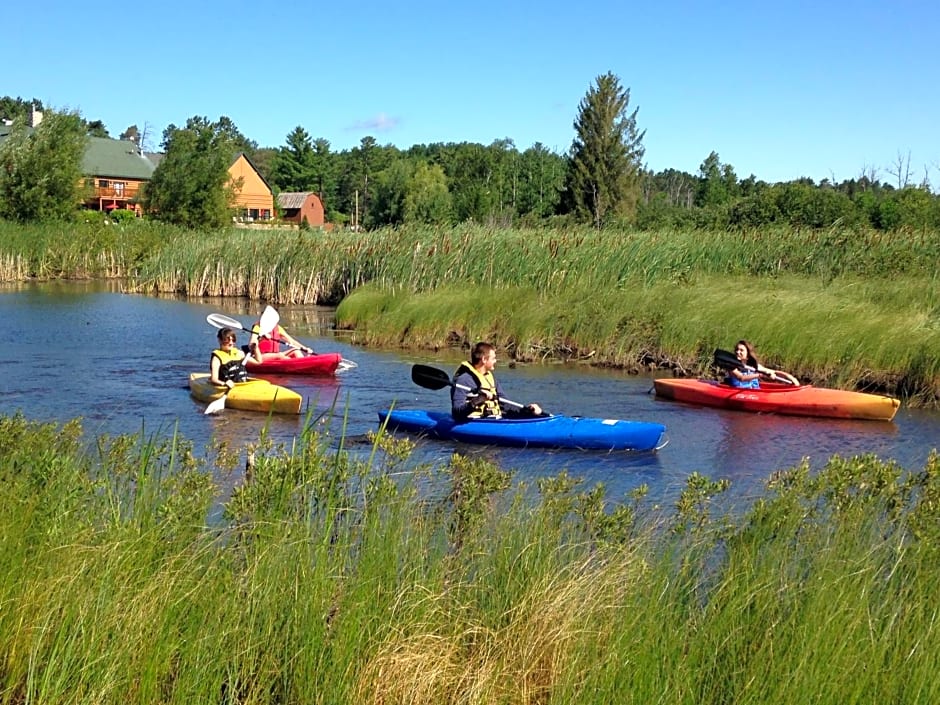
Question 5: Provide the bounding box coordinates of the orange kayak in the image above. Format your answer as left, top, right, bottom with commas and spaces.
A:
653, 378, 899, 421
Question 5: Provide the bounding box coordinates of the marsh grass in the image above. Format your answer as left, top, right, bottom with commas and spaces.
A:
2, 411, 940, 703
0, 218, 174, 281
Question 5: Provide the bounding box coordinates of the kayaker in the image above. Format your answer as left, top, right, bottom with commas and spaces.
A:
248, 315, 313, 360
210, 328, 262, 389
727, 340, 799, 387
451, 342, 543, 420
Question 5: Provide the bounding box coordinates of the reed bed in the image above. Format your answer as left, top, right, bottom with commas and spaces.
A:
0, 218, 173, 281
2, 412, 940, 704
132, 223, 940, 303
4, 219, 938, 399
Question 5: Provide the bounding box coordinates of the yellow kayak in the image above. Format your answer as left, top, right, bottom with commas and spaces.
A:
188, 373, 302, 414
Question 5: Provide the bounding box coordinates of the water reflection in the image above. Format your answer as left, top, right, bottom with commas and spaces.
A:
3, 281, 940, 510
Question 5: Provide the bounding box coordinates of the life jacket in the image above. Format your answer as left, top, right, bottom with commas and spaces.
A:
727, 364, 760, 389
212, 347, 250, 383
455, 361, 501, 418
252, 323, 283, 354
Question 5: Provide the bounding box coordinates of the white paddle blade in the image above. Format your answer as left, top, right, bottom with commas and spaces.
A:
204, 394, 227, 414
259, 305, 279, 336
337, 358, 358, 373
207, 313, 249, 331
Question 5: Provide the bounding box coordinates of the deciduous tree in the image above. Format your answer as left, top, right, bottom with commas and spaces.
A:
144, 116, 239, 229
0, 109, 87, 222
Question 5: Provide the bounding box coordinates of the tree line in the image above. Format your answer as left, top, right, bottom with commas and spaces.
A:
1, 83, 938, 231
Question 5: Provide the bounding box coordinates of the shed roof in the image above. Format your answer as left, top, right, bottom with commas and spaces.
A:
277, 192, 316, 209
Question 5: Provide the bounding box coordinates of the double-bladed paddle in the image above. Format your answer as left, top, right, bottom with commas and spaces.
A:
411, 363, 537, 412
207, 307, 359, 373
713, 348, 797, 385
204, 306, 279, 414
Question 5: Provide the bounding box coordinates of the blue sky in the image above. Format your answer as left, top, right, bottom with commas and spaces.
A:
6, 0, 937, 186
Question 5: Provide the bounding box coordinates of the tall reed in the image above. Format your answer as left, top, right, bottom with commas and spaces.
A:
2, 411, 939, 703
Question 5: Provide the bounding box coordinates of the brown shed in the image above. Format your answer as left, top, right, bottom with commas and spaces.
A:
277, 191, 325, 227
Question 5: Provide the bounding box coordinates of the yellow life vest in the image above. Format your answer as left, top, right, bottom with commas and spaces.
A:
212, 347, 249, 383
456, 361, 501, 419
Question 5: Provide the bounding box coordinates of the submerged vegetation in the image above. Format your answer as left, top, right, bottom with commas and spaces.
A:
1, 411, 939, 703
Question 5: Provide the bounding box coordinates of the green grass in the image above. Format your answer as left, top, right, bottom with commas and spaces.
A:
1, 412, 940, 703
3, 218, 939, 401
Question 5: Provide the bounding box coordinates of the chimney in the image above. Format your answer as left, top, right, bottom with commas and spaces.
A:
28, 109, 43, 127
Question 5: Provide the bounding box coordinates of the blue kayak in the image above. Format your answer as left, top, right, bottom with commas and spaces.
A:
378, 409, 667, 451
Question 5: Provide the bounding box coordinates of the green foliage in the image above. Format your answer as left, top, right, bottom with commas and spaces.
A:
566, 71, 646, 227
144, 116, 240, 229
0, 95, 43, 123
403, 162, 452, 224
0, 110, 87, 222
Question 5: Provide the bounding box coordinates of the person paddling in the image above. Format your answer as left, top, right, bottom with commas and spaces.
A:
248, 313, 313, 361
451, 342, 542, 420
210, 328, 262, 388
727, 339, 799, 388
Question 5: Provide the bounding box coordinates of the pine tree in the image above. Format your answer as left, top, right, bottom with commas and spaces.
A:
566, 72, 645, 227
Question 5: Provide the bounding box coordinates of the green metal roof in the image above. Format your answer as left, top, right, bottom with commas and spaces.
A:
82, 137, 155, 180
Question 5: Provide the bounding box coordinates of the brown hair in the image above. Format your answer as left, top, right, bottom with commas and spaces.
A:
470, 341, 495, 365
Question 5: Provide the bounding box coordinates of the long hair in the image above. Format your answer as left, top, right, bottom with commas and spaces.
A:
737, 339, 759, 368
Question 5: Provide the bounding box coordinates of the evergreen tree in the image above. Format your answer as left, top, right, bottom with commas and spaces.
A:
270, 126, 313, 192
0, 109, 87, 222
566, 72, 645, 227
144, 116, 239, 229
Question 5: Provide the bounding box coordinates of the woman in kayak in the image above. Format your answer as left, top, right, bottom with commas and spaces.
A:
727, 340, 799, 387
451, 342, 543, 420
210, 328, 263, 389
248, 316, 313, 361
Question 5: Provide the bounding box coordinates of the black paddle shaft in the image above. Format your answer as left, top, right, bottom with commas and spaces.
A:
410, 364, 526, 409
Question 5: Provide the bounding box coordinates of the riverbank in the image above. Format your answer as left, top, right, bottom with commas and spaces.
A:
2, 412, 938, 704
3, 219, 938, 404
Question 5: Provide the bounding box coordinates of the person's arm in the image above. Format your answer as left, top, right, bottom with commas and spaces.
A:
245, 342, 263, 365
280, 328, 313, 354
248, 325, 262, 351
730, 367, 762, 383
451, 372, 483, 419
758, 364, 799, 385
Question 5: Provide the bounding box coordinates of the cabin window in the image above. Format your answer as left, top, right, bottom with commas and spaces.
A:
98, 179, 110, 188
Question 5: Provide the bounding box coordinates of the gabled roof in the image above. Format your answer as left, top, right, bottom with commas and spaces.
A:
231, 151, 273, 192
82, 137, 155, 180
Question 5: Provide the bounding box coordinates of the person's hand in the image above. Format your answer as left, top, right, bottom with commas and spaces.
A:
527, 403, 543, 416
303, 346, 313, 355
225, 380, 235, 389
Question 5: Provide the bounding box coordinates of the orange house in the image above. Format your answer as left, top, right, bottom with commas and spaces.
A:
228, 153, 274, 221
276, 192, 325, 227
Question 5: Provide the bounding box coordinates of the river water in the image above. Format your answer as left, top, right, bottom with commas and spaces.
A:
5, 281, 940, 507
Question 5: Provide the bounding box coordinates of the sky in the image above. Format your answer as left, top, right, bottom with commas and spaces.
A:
5, 0, 937, 186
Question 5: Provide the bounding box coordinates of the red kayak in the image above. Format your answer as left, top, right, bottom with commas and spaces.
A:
653, 378, 899, 421
245, 352, 343, 376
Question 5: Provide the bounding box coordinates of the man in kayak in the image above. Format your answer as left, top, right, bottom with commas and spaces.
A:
210, 328, 263, 388
248, 316, 313, 361
451, 342, 543, 420
727, 340, 799, 387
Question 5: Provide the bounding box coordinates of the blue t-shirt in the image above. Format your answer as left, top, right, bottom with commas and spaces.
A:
727, 365, 759, 389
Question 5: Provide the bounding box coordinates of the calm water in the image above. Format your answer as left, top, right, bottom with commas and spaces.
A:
5, 281, 940, 507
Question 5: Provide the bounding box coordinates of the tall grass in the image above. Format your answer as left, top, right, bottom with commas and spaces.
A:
2, 411, 940, 703
131, 223, 940, 301
0, 217, 179, 281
